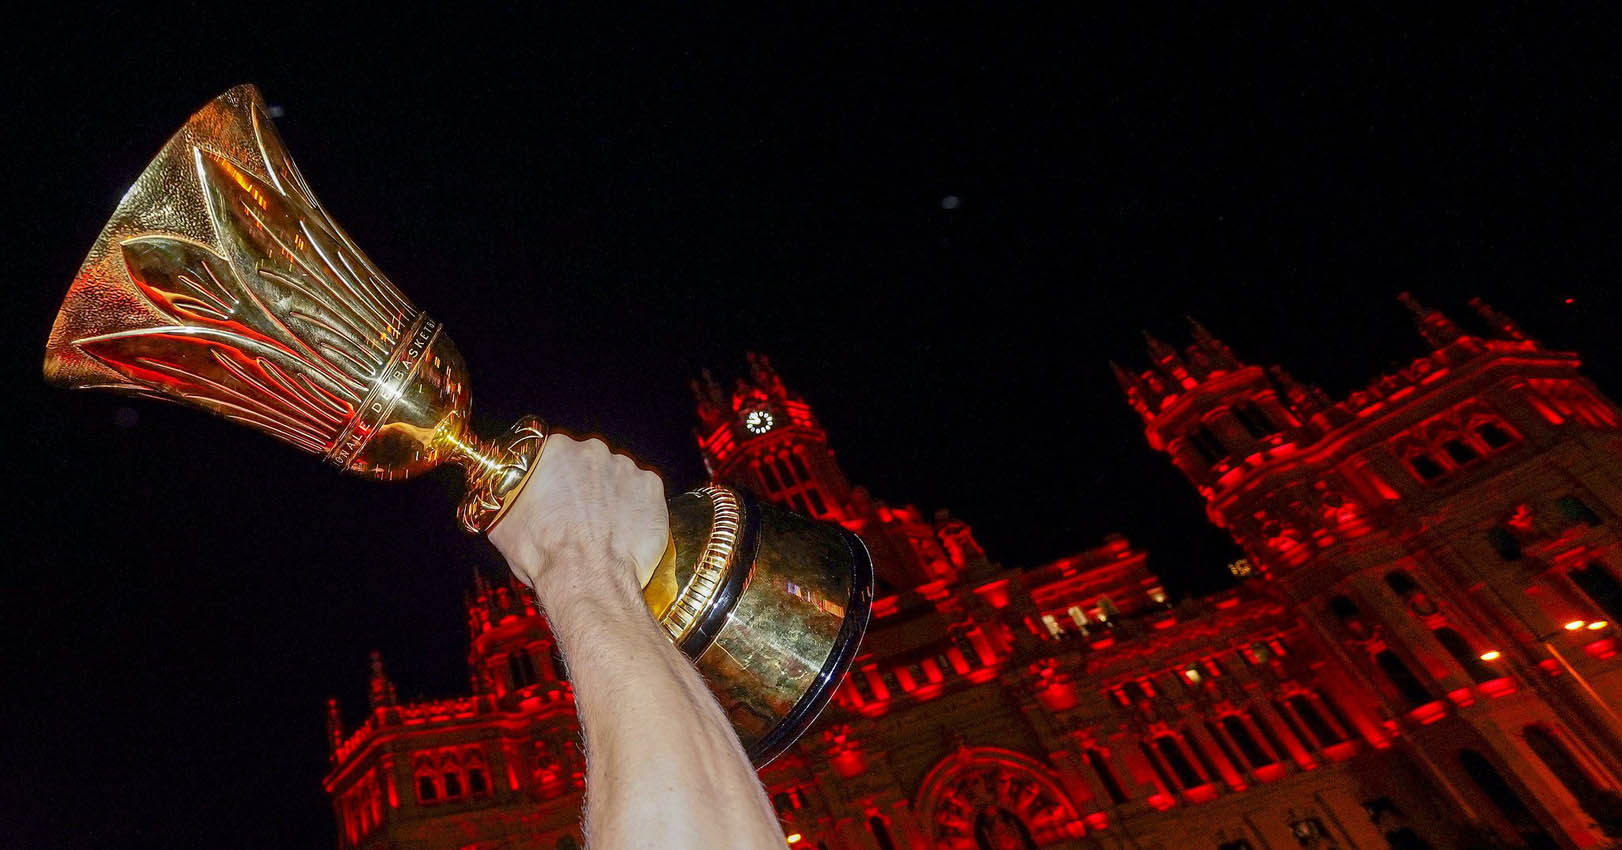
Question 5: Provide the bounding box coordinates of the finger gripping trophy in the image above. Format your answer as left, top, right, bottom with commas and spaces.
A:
43, 85, 872, 765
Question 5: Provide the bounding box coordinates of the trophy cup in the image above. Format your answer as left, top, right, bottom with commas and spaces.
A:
42, 84, 871, 765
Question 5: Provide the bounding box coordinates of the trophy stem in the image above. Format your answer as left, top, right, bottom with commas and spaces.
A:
452, 416, 549, 535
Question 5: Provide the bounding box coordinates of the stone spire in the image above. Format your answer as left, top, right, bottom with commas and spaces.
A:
1467, 297, 1532, 343
1397, 292, 1464, 349
368, 650, 397, 709
325, 697, 343, 755
1187, 316, 1240, 370
1269, 365, 1330, 417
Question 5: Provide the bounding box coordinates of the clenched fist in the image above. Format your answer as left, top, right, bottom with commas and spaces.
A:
488, 434, 670, 605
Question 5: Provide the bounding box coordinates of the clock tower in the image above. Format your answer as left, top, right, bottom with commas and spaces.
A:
693, 352, 852, 521
694, 353, 983, 590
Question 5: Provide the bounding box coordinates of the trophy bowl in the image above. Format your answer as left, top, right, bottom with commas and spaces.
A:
42, 84, 871, 765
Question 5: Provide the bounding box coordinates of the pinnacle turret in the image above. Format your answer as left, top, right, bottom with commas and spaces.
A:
368, 651, 397, 709
1398, 292, 1464, 349
1467, 297, 1534, 344
325, 697, 343, 755
1187, 316, 1240, 371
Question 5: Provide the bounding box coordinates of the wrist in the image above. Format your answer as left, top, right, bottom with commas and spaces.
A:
529, 555, 646, 623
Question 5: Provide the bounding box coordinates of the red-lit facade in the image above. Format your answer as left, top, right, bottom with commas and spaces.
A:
327, 302, 1622, 850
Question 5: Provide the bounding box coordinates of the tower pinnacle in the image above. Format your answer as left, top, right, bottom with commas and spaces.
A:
368, 650, 397, 709
1467, 297, 1533, 343
1397, 292, 1464, 349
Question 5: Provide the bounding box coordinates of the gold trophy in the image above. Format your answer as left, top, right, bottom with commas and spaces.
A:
42, 85, 871, 765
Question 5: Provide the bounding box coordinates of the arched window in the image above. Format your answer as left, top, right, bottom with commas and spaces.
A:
773, 454, 801, 488
441, 770, 461, 799
1384, 571, 1420, 596
1287, 694, 1346, 746
1084, 749, 1128, 804
509, 649, 537, 689
1486, 526, 1521, 561
1152, 735, 1203, 790
803, 487, 828, 516
1328, 595, 1370, 638
1375, 650, 1433, 708
759, 458, 785, 492
1443, 438, 1481, 465
1188, 425, 1226, 465
1408, 453, 1445, 482
848, 668, 877, 702
464, 749, 490, 797
1385, 570, 1438, 616
1477, 422, 1516, 450
1433, 628, 1496, 683
868, 816, 897, 850
1556, 496, 1602, 527
1383, 828, 1433, 850
1459, 749, 1554, 843
787, 452, 812, 483
1524, 725, 1622, 835
416, 773, 438, 804
1221, 715, 1274, 768
1571, 562, 1622, 623
1232, 402, 1274, 439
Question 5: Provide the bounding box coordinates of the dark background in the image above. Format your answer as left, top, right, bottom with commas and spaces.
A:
5, 6, 1621, 848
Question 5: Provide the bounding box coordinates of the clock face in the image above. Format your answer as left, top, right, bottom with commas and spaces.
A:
743, 408, 775, 435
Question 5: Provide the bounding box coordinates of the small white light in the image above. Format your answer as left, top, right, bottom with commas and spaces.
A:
1479, 650, 1502, 661
1589, 620, 1609, 630
1565, 620, 1588, 631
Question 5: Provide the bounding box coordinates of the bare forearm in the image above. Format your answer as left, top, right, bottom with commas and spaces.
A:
536, 565, 782, 850
487, 435, 780, 849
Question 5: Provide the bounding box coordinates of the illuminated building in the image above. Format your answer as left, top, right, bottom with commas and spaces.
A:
326, 300, 1622, 849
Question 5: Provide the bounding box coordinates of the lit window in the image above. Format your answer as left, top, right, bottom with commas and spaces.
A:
1041, 614, 1064, 638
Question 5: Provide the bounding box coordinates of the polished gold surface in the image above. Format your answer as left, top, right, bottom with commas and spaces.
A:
41, 84, 520, 525
658, 485, 743, 645
42, 85, 870, 764
694, 500, 871, 759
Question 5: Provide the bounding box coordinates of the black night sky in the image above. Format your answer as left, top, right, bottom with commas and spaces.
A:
6, 7, 1622, 849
